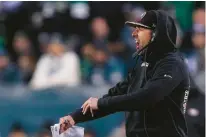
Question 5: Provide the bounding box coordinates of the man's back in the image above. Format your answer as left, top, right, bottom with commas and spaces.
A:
125, 51, 190, 137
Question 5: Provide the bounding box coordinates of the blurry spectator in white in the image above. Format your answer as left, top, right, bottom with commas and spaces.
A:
30, 36, 81, 90
12, 31, 32, 56
107, 122, 126, 137
0, 50, 22, 84
8, 122, 28, 137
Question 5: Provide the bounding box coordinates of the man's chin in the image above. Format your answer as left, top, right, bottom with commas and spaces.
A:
136, 46, 147, 55
136, 46, 143, 51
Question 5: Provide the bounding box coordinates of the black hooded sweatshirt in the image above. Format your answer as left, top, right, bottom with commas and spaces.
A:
70, 10, 190, 137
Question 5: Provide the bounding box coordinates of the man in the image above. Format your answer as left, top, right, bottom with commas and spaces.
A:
59, 10, 190, 137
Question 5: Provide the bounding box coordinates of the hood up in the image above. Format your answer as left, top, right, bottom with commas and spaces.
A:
135, 10, 178, 62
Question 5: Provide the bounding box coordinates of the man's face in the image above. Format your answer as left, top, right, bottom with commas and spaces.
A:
91, 17, 109, 39
13, 36, 31, 54
132, 27, 152, 51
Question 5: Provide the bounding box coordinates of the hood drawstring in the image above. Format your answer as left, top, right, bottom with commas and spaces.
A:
131, 53, 140, 74
131, 47, 148, 84
144, 48, 148, 82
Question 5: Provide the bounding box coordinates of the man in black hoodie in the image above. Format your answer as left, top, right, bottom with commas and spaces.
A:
59, 10, 190, 137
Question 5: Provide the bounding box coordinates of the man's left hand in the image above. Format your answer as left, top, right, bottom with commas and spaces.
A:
81, 97, 99, 117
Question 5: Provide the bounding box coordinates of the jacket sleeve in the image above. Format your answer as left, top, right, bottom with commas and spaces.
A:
70, 71, 133, 123
98, 59, 184, 111
102, 71, 133, 98
70, 108, 116, 124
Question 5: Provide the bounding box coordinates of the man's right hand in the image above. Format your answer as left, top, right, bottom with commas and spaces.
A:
59, 115, 75, 134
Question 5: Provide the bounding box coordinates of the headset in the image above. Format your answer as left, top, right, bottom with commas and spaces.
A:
151, 29, 156, 42
150, 23, 157, 42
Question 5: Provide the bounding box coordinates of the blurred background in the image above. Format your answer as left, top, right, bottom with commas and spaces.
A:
0, 1, 205, 137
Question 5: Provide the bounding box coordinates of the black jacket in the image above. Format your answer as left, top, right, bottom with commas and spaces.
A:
70, 10, 190, 137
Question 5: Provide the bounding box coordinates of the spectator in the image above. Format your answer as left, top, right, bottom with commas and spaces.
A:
181, 8, 205, 137
89, 49, 125, 86
38, 32, 50, 54
107, 41, 127, 60
18, 55, 36, 84
181, 8, 205, 51
81, 43, 125, 85
0, 50, 22, 84
183, 17, 205, 93
180, 8, 205, 93
80, 43, 95, 83
192, 8, 205, 27
90, 17, 110, 52
12, 31, 32, 56
8, 122, 27, 137
30, 36, 81, 89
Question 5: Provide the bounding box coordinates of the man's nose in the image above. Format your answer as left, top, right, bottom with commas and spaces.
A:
132, 30, 138, 38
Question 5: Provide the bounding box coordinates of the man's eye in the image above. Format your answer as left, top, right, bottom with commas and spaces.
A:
139, 28, 144, 31
135, 27, 140, 31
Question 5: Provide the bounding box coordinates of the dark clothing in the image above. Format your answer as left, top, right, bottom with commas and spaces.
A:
185, 89, 205, 137
70, 10, 190, 137
0, 64, 22, 84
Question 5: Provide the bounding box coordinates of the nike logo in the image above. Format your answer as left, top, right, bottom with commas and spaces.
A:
164, 74, 172, 78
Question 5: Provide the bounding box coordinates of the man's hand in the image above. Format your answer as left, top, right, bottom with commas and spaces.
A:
59, 115, 75, 134
81, 97, 99, 117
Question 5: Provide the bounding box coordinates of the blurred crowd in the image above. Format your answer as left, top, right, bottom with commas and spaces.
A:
0, 2, 204, 89
8, 121, 98, 137
0, 1, 204, 137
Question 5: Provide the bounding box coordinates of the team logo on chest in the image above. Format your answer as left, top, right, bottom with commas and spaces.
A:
141, 62, 149, 67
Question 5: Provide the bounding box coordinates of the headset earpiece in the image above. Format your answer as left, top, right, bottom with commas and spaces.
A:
151, 30, 156, 42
